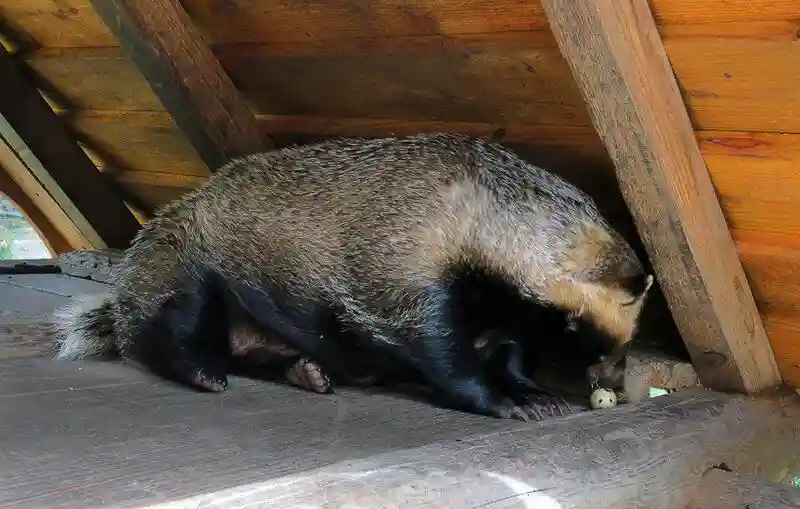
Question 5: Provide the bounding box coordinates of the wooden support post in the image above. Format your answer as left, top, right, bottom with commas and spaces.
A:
539, 0, 782, 392
0, 46, 139, 250
89, 0, 271, 171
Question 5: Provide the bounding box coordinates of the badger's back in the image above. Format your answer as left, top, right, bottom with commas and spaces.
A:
132, 134, 636, 349
172, 134, 608, 293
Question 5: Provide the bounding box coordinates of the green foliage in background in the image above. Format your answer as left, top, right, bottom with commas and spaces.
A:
0, 194, 52, 260
0, 239, 11, 259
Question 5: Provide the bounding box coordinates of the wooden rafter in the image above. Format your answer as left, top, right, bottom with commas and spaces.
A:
89, 0, 271, 171
0, 45, 139, 250
540, 0, 783, 392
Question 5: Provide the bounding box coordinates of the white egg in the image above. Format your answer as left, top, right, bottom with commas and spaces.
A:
590, 388, 618, 409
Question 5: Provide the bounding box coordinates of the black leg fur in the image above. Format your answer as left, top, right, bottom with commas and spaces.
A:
128, 277, 230, 392
373, 284, 538, 420
476, 334, 579, 419
228, 280, 371, 385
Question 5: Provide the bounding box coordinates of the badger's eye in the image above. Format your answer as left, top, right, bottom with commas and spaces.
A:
565, 320, 579, 332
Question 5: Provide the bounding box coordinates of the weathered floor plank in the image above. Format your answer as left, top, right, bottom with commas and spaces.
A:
0, 274, 108, 305
0, 356, 796, 509
0, 357, 515, 508
0, 274, 109, 359
687, 469, 800, 509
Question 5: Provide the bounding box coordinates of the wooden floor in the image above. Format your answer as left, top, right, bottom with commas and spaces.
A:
0, 272, 109, 359
0, 356, 516, 507
0, 357, 797, 509
0, 270, 799, 508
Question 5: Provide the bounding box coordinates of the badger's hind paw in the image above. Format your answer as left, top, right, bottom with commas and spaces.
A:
191, 369, 228, 392
286, 357, 334, 394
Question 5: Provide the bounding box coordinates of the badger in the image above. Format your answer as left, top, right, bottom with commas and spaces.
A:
53, 134, 653, 420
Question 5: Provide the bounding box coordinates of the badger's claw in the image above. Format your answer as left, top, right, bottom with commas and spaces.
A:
486, 398, 531, 421
490, 392, 584, 421
517, 393, 581, 420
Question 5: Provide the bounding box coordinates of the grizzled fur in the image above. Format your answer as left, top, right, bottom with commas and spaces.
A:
53, 134, 652, 420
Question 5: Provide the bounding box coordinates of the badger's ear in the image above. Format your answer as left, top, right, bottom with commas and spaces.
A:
620, 273, 654, 297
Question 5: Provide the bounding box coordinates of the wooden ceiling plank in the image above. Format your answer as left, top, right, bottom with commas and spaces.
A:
88, 0, 271, 171
539, 0, 783, 393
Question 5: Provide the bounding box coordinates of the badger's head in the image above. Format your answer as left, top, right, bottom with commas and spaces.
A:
546, 226, 655, 391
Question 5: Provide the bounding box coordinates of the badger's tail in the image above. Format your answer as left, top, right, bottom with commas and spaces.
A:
52, 293, 119, 360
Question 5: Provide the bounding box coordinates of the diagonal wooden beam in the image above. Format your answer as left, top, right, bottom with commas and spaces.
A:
89, 0, 271, 171
539, 0, 782, 393
0, 45, 139, 250
0, 127, 94, 254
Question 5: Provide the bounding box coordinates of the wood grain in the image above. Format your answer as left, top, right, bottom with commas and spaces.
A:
2, 0, 798, 48
0, 273, 109, 360
114, 178, 195, 213
89, 0, 270, 170
721, 197, 800, 237
540, 0, 782, 393
701, 131, 800, 206
22, 24, 800, 133
687, 469, 800, 509
700, 131, 800, 240
762, 318, 800, 390
70, 111, 208, 176
664, 30, 800, 134
69, 110, 610, 173
69, 114, 800, 209
0, 46, 139, 249
0, 315, 59, 359
736, 232, 800, 318
56, 249, 124, 283
23, 47, 164, 111
729, 232, 800, 387
0, 0, 115, 48
24, 42, 589, 126
223, 47, 587, 126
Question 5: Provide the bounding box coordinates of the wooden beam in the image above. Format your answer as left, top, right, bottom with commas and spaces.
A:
89, 0, 271, 171
0, 46, 139, 250
539, 0, 782, 393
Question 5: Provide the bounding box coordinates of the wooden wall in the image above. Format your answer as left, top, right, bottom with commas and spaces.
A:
0, 1, 799, 386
